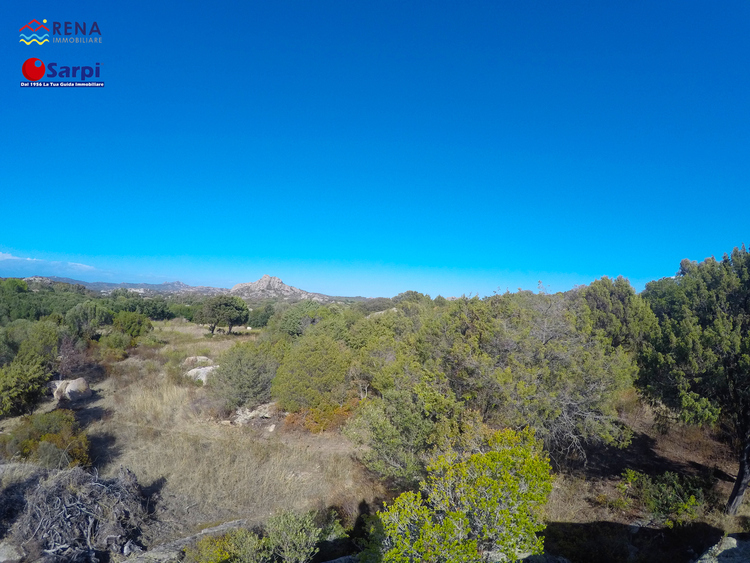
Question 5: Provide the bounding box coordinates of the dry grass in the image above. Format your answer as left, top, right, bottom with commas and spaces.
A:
81, 322, 383, 541
545, 474, 600, 523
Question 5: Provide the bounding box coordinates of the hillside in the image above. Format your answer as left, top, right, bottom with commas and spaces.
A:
26, 275, 368, 302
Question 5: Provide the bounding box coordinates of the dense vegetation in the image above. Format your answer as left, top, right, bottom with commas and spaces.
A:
1, 244, 748, 562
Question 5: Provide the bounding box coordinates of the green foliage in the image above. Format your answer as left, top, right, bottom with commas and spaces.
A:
274, 301, 326, 337
184, 536, 233, 563
0, 353, 51, 417
345, 385, 455, 486
168, 302, 200, 321
1, 278, 28, 294
230, 529, 270, 563
65, 300, 113, 339
98, 331, 133, 359
407, 293, 635, 464
184, 513, 323, 563
113, 310, 153, 342
195, 296, 250, 334
357, 297, 396, 315
265, 511, 320, 563
17, 321, 61, 369
0, 409, 89, 467
248, 303, 275, 328
0, 279, 91, 326
210, 340, 280, 412
364, 428, 553, 563
272, 332, 352, 412
638, 246, 750, 513
617, 469, 714, 527
367, 491, 477, 563
578, 276, 657, 351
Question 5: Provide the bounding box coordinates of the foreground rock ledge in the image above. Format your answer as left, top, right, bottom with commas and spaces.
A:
696, 535, 750, 563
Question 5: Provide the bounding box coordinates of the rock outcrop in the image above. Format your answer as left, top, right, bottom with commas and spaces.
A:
230, 275, 332, 303
696, 535, 750, 562
234, 402, 277, 425
185, 366, 217, 384
51, 378, 92, 401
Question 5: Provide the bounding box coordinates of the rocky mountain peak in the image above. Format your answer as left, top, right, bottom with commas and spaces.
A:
230, 275, 329, 302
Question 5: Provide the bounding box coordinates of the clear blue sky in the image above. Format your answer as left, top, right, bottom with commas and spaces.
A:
2, 1, 748, 297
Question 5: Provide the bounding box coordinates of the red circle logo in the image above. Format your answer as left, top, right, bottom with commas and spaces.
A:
22, 58, 45, 81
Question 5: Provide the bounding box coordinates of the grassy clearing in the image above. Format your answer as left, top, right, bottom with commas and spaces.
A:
82, 321, 383, 541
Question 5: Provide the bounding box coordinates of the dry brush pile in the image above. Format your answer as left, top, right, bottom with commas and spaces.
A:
10, 466, 147, 562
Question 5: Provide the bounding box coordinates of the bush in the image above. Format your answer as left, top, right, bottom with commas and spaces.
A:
272, 333, 351, 412
0, 353, 51, 417
284, 398, 359, 433
266, 511, 320, 563
0, 409, 89, 468
363, 428, 553, 563
113, 310, 153, 339
98, 330, 133, 360
616, 469, 715, 526
209, 341, 279, 412
183, 512, 323, 563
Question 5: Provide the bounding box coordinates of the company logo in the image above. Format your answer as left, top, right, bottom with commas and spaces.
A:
19, 19, 49, 45
22, 58, 45, 81
52, 21, 102, 44
20, 58, 104, 88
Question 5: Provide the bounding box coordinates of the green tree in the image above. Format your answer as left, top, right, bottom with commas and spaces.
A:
195, 296, 250, 334
272, 332, 351, 412
0, 353, 51, 417
364, 428, 552, 563
113, 311, 153, 339
639, 246, 750, 514
248, 303, 276, 328
275, 301, 325, 337
578, 276, 656, 351
210, 341, 281, 412
65, 301, 113, 339
418, 293, 635, 464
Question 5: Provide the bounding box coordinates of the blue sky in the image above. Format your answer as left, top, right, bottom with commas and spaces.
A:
2, 1, 748, 297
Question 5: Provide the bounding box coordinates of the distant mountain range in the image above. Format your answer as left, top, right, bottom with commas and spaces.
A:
23, 275, 368, 303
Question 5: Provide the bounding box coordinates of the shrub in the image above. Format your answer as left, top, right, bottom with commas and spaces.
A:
0, 409, 89, 468
113, 310, 153, 339
272, 333, 351, 413
98, 330, 132, 360
183, 513, 322, 563
0, 353, 51, 417
184, 534, 237, 563
363, 428, 553, 563
266, 511, 320, 563
210, 341, 279, 412
616, 469, 715, 526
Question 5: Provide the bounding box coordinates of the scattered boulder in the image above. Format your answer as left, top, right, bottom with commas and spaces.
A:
234, 402, 277, 425
0, 543, 24, 563
182, 356, 212, 368
51, 378, 92, 402
185, 365, 218, 384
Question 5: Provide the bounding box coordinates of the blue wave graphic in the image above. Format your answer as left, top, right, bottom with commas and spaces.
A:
20, 33, 49, 40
